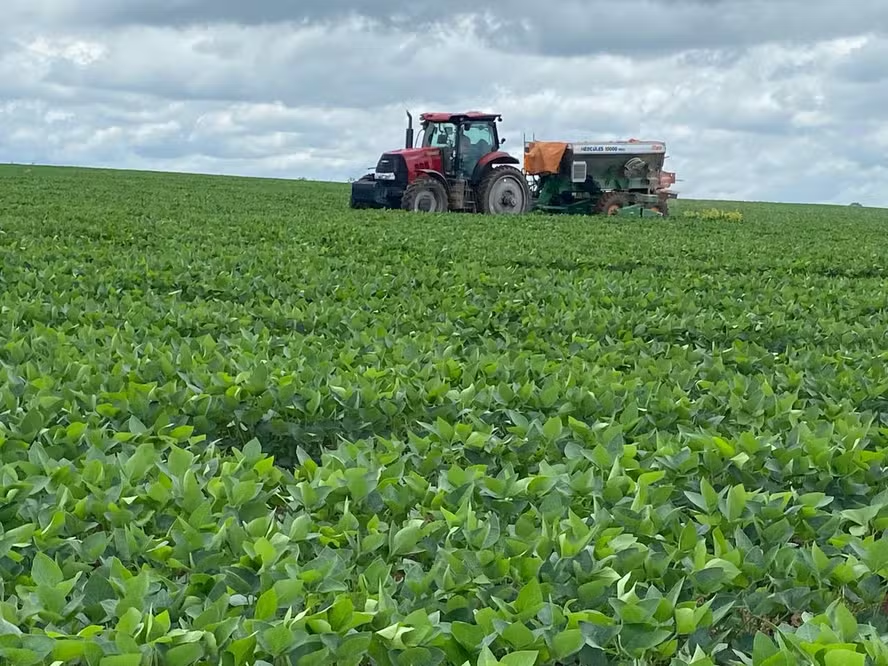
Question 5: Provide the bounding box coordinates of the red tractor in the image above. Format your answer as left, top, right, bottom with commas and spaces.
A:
349, 111, 530, 214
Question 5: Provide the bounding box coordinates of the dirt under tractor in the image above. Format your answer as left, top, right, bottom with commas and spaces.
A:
349, 110, 677, 217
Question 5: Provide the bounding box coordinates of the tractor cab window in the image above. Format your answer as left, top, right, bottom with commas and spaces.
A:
423, 123, 457, 149
458, 121, 496, 176
460, 122, 495, 152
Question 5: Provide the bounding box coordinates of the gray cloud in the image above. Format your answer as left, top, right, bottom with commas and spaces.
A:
833, 38, 888, 84
7, 0, 888, 57
0, 1, 885, 206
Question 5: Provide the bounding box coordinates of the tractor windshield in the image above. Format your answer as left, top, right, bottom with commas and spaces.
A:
423, 122, 457, 149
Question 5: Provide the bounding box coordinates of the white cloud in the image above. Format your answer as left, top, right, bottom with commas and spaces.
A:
0, 3, 885, 206
25, 36, 107, 65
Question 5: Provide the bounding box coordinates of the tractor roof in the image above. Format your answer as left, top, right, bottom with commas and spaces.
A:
420, 111, 502, 123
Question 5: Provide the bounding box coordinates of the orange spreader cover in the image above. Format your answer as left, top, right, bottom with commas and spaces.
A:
524, 142, 568, 175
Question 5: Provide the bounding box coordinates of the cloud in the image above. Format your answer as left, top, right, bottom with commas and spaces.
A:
833, 38, 888, 84
0, 1, 885, 206
8, 0, 888, 57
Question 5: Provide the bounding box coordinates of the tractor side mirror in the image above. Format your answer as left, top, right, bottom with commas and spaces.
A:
500, 138, 506, 145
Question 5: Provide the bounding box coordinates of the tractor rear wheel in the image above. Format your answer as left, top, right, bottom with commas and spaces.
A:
401, 176, 449, 213
598, 191, 628, 216
477, 166, 529, 215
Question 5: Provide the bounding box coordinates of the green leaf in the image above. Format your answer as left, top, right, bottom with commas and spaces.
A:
618, 625, 672, 653
679, 522, 698, 551
154, 610, 172, 636
124, 442, 157, 480
226, 635, 257, 666
328, 596, 354, 631
478, 646, 499, 666
260, 624, 295, 657
831, 602, 858, 642
83, 572, 115, 606
232, 479, 258, 506
824, 650, 864, 666
168, 444, 194, 479
861, 535, 888, 573
753, 632, 778, 663
170, 425, 195, 441
391, 523, 422, 556
0, 649, 42, 666
243, 438, 263, 461
19, 408, 45, 440
128, 415, 149, 435
336, 634, 373, 662
551, 629, 584, 660
117, 607, 143, 636
165, 643, 204, 666
66, 421, 88, 441
675, 608, 696, 635
253, 537, 277, 568
0, 617, 23, 636
579, 621, 619, 650
500, 652, 539, 666
255, 588, 277, 621
31, 552, 63, 587
543, 416, 563, 441
515, 578, 542, 614
273, 578, 305, 606
501, 622, 535, 649
726, 484, 747, 521
52, 640, 87, 661
451, 622, 486, 650
99, 655, 144, 666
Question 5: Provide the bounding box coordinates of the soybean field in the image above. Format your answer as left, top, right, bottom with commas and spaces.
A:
1, 164, 888, 666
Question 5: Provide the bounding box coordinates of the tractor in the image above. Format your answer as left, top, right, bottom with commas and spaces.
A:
349, 111, 530, 215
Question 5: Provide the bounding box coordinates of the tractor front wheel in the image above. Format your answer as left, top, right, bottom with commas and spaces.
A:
477, 166, 529, 215
401, 176, 449, 213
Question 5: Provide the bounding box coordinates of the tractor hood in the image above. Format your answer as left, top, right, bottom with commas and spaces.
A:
377, 147, 443, 179
384, 147, 439, 157
372, 146, 444, 186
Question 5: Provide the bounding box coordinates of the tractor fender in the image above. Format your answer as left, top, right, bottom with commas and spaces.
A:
471, 152, 520, 184
415, 168, 449, 190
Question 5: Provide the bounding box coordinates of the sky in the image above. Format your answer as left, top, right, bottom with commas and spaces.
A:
1, 1, 886, 206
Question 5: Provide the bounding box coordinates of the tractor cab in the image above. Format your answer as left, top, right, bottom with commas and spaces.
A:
349, 110, 529, 215
415, 112, 503, 180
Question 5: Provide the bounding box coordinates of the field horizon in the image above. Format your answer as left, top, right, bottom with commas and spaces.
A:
3, 162, 882, 211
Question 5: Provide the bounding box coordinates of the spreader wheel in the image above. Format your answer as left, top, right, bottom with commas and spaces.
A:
401, 176, 449, 213
598, 191, 629, 216
477, 166, 530, 215
650, 194, 670, 217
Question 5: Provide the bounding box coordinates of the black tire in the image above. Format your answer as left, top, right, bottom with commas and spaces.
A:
401, 176, 449, 213
598, 191, 629, 216
476, 165, 529, 215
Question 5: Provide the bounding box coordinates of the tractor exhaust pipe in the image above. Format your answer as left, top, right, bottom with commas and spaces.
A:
405, 110, 414, 149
